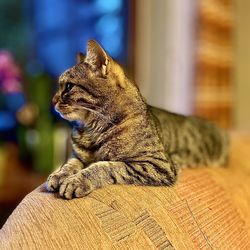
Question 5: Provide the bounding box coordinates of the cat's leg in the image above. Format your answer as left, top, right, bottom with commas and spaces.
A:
47, 157, 84, 192
59, 159, 177, 199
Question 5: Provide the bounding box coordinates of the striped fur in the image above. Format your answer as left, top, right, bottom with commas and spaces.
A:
47, 40, 229, 199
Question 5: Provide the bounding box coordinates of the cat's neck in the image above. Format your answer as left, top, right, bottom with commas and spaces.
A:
73, 102, 148, 135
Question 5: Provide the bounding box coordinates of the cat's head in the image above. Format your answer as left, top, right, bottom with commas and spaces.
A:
53, 40, 141, 126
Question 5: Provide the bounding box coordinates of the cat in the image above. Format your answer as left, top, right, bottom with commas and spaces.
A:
46, 40, 229, 199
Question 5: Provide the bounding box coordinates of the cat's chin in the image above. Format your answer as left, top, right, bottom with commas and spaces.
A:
54, 106, 76, 122
54, 106, 86, 125
58, 112, 78, 122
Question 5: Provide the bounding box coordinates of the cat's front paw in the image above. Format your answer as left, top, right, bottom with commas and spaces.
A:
46, 171, 70, 192
59, 174, 94, 199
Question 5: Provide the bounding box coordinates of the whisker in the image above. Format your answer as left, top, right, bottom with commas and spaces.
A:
76, 105, 115, 126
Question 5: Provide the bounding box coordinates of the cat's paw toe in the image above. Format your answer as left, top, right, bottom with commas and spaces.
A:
59, 175, 93, 199
47, 174, 59, 192
59, 181, 74, 199
46, 172, 69, 192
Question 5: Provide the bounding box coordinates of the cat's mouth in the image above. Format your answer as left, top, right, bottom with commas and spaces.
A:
54, 103, 88, 122
54, 102, 115, 125
54, 103, 71, 120
54, 103, 63, 114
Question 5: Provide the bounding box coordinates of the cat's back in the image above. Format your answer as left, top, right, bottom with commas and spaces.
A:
149, 106, 229, 167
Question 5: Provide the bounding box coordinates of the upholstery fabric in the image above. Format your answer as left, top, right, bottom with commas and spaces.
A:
0, 132, 250, 249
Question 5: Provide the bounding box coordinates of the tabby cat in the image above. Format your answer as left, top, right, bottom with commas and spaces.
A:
47, 40, 229, 199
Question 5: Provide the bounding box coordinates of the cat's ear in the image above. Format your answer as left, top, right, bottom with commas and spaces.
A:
76, 52, 85, 64
85, 40, 111, 76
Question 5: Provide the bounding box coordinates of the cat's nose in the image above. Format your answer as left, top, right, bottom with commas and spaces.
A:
52, 94, 59, 106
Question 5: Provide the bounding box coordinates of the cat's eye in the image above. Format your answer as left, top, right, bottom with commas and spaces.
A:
65, 82, 74, 92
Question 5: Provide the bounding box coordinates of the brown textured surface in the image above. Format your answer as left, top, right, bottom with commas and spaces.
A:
0, 132, 250, 249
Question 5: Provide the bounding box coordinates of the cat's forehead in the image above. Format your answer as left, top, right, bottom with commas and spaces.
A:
58, 63, 91, 83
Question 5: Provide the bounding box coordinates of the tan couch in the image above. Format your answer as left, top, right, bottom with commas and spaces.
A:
1, 132, 250, 249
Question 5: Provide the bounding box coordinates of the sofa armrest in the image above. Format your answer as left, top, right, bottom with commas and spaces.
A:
1, 132, 250, 249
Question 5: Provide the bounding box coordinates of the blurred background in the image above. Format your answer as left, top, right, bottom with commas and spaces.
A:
0, 0, 249, 226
